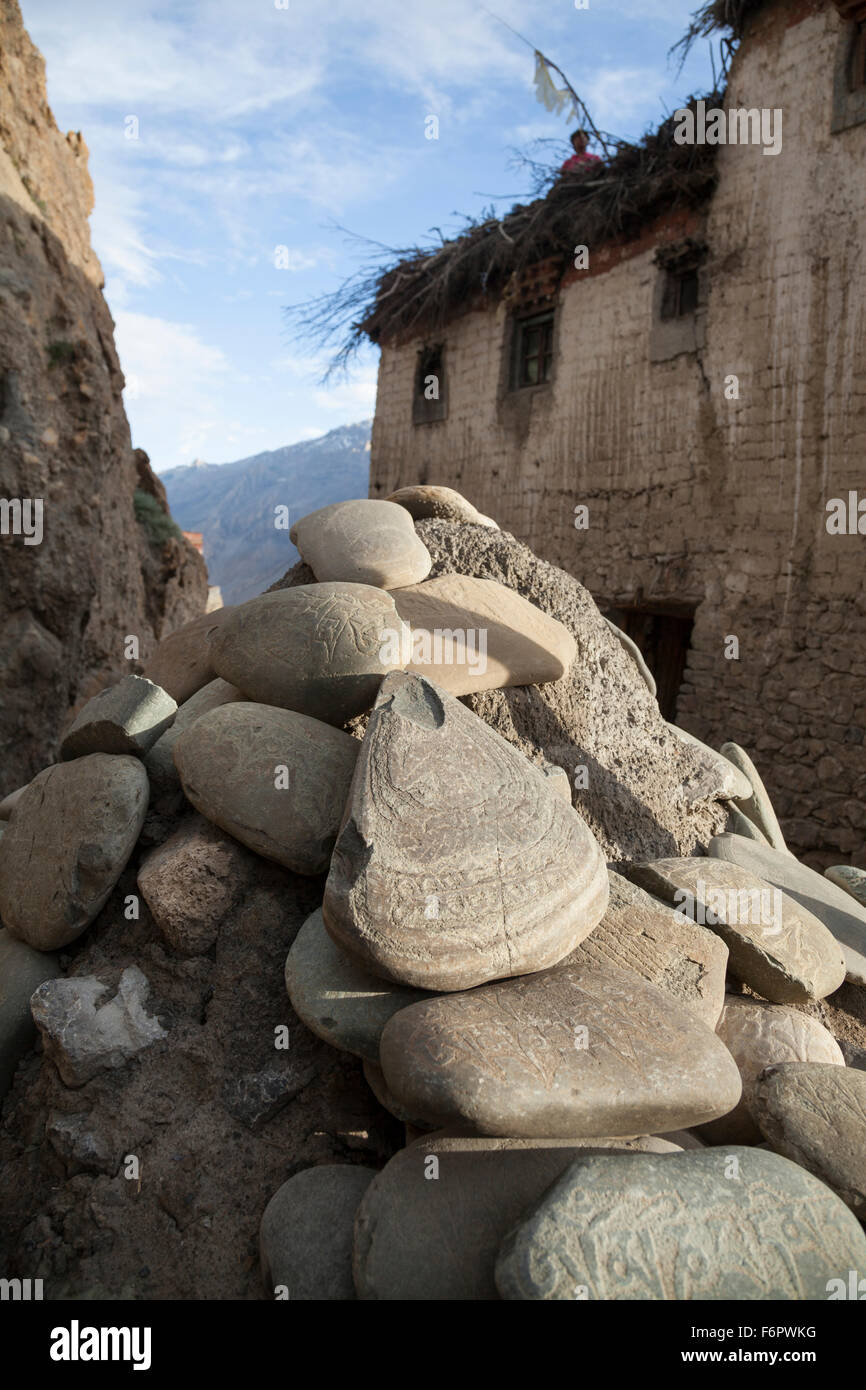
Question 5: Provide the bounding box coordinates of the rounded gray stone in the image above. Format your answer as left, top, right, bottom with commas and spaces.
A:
753, 1061, 866, 1218
0, 928, 61, 1099
259, 1165, 376, 1300
290, 499, 432, 588
324, 672, 609, 992
144, 607, 234, 703
629, 856, 846, 1003
378, 959, 742, 1139
494, 1147, 866, 1300
285, 909, 429, 1061
144, 677, 244, 816
353, 1133, 682, 1301
210, 584, 404, 726
173, 702, 358, 874
0, 754, 149, 950
60, 675, 177, 760
696, 995, 844, 1145
709, 832, 866, 986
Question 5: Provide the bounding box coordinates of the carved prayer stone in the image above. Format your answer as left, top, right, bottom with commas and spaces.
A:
323, 672, 609, 991
494, 1148, 866, 1300
0, 754, 149, 950
696, 995, 844, 1145
209, 583, 405, 726
559, 870, 727, 1028
173, 703, 358, 874
628, 856, 846, 1003
709, 832, 866, 986
378, 959, 742, 1138
753, 1062, 866, 1218
290, 499, 432, 588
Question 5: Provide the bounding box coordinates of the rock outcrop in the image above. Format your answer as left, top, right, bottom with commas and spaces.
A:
0, 0, 206, 796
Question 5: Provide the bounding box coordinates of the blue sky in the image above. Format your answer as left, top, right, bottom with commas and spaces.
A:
20, 0, 718, 472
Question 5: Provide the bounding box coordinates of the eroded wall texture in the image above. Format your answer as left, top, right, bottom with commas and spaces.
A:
369, 0, 866, 869
0, 0, 207, 795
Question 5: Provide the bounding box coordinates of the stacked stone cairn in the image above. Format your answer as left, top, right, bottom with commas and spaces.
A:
2, 488, 866, 1301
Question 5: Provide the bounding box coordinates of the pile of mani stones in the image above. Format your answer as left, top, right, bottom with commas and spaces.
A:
0, 485, 865, 1301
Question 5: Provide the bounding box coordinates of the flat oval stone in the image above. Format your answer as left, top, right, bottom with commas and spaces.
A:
0, 754, 149, 950
560, 870, 727, 1028
725, 803, 770, 843
494, 1147, 866, 1300
387, 485, 498, 528
60, 675, 177, 760
210, 584, 404, 725
323, 672, 609, 991
173, 703, 358, 874
753, 1062, 866, 1217
259, 1165, 376, 1301
720, 742, 788, 851
353, 1133, 684, 1301
144, 607, 234, 703
390, 575, 576, 696
285, 909, 430, 1061
666, 725, 752, 803
629, 856, 846, 1003
710, 832, 866, 986
290, 500, 432, 588
378, 959, 742, 1138
696, 995, 844, 1145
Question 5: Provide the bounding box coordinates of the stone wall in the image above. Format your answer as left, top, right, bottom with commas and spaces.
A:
0, 0, 207, 795
369, 0, 866, 869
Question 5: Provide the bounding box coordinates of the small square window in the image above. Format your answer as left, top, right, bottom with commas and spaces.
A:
513, 312, 554, 389
413, 344, 447, 424
660, 268, 699, 321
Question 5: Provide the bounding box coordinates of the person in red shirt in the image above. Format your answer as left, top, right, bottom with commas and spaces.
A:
560, 128, 603, 174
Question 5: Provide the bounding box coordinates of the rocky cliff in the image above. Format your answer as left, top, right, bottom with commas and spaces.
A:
0, 0, 206, 796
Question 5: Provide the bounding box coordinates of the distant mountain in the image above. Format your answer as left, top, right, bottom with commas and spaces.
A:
161, 420, 373, 603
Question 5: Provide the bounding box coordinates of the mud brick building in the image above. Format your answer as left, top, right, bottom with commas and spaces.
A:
364, 0, 866, 867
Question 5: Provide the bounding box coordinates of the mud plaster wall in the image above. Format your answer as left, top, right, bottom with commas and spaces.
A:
369, 0, 866, 869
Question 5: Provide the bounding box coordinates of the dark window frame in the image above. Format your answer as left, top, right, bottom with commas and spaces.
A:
511, 310, 555, 390
412, 343, 447, 425
832, 20, 866, 133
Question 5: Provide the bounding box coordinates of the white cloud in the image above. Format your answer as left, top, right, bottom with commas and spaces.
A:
115, 312, 229, 402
